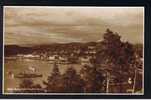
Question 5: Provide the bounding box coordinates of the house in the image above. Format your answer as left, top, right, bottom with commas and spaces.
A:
48, 55, 59, 61
24, 54, 35, 58
23, 54, 40, 58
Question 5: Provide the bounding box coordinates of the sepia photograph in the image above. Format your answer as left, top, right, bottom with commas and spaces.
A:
3, 6, 144, 95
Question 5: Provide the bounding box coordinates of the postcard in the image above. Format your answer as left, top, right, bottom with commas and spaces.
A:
3, 6, 144, 95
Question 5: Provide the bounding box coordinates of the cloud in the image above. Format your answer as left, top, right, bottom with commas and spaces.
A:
4, 7, 144, 45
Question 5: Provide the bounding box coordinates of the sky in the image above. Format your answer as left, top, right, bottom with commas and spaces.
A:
4, 6, 144, 46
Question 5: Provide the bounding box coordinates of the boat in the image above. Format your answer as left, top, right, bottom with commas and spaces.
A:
14, 72, 42, 78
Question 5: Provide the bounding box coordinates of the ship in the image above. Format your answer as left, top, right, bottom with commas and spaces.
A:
14, 66, 42, 78
14, 72, 42, 78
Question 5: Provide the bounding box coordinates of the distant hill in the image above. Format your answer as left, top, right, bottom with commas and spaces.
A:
4, 42, 98, 56
4, 42, 143, 57
4, 45, 33, 56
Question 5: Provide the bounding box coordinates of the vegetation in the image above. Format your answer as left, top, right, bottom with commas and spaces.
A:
17, 79, 43, 93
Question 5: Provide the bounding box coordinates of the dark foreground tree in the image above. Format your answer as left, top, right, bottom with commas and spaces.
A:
43, 62, 64, 92
95, 29, 141, 92
18, 79, 42, 93
80, 64, 105, 93
62, 67, 84, 92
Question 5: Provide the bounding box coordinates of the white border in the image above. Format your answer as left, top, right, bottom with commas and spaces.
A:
3, 6, 145, 95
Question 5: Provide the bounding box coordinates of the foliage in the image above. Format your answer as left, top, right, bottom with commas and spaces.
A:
80, 65, 105, 92
43, 62, 64, 92
18, 79, 42, 93
62, 67, 84, 92
95, 29, 140, 92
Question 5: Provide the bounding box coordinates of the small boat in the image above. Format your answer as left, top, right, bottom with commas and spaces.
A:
14, 72, 42, 78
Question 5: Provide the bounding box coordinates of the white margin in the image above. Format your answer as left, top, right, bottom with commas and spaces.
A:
2, 6, 145, 95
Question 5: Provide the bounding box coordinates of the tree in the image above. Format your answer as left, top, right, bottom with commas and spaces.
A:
19, 79, 34, 89
80, 64, 105, 93
18, 79, 42, 93
43, 62, 64, 92
95, 29, 136, 92
62, 67, 84, 92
